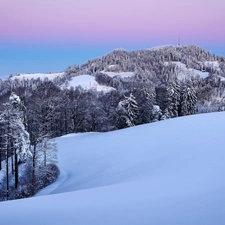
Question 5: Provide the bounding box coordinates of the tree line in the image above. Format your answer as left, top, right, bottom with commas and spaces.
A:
0, 92, 58, 201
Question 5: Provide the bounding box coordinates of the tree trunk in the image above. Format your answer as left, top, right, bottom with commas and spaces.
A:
44, 147, 47, 167
5, 115, 11, 201
6, 152, 9, 201
64, 110, 68, 134
14, 152, 18, 189
6, 128, 10, 201
11, 152, 14, 174
32, 144, 36, 195
0, 137, 2, 171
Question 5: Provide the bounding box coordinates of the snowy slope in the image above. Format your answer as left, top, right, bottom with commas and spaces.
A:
1, 112, 225, 225
103, 71, 135, 78
205, 61, 220, 68
11, 73, 114, 92
62, 75, 115, 92
175, 61, 209, 78
165, 61, 209, 79
11, 72, 64, 81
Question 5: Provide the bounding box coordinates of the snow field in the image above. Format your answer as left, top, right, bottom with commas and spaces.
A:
10, 73, 115, 92
165, 61, 210, 79
102, 71, 135, 78
11, 72, 64, 81
62, 75, 115, 92
0, 112, 225, 225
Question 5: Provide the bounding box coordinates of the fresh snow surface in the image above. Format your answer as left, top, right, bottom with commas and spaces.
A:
10, 73, 114, 92
101, 69, 135, 78
104, 71, 135, 78
205, 61, 220, 68
165, 61, 209, 79
107, 65, 117, 69
10, 72, 64, 81
63, 75, 115, 92
218, 76, 225, 81
1, 112, 225, 225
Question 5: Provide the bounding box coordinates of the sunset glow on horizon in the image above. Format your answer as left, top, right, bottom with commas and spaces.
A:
1, 0, 225, 76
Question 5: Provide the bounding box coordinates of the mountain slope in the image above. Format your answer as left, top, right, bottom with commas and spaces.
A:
1, 112, 225, 225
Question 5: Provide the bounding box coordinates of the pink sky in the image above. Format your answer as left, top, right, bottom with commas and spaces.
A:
1, 0, 225, 76
1, 0, 225, 45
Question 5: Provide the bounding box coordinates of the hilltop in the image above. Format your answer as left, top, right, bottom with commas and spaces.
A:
66, 44, 225, 81
6, 44, 225, 91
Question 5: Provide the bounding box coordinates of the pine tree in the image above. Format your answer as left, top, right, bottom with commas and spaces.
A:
136, 86, 155, 124
167, 80, 181, 117
116, 93, 139, 128
181, 80, 197, 115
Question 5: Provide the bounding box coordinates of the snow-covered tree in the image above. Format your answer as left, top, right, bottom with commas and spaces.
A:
181, 80, 197, 115
37, 138, 58, 167
167, 80, 181, 117
9, 93, 31, 163
151, 105, 162, 122
0, 93, 31, 199
135, 86, 155, 124
116, 93, 139, 128
33, 138, 58, 189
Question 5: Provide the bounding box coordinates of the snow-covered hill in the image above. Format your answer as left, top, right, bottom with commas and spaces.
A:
1, 112, 225, 225
11, 72, 64, 81
11, 73, 114, 92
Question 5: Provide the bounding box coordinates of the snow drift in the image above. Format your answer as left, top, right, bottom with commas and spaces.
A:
0, 112, 225, 225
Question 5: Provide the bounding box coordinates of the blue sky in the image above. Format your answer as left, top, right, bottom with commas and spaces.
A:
1, 0, 225, 78
1, 42, 225, 79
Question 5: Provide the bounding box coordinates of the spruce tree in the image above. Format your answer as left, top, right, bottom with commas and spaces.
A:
116, 93, 139, 128
167, 80, 181, 117
181, 80, 197, 115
